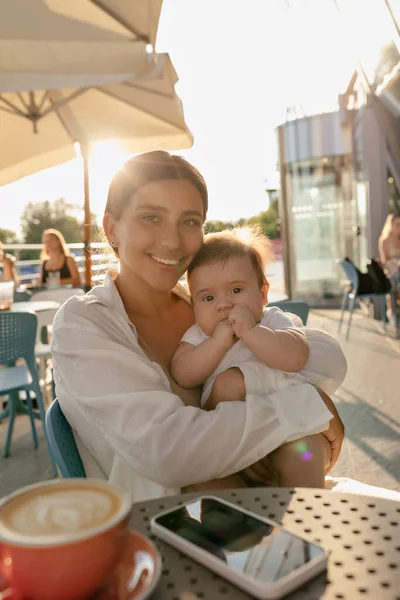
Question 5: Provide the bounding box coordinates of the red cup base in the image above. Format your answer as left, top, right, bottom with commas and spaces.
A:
0, 531, 161, 600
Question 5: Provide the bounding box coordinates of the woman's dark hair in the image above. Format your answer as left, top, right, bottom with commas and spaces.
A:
105, 150, 208, 220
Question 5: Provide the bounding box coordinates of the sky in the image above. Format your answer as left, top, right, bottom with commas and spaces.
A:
0, 0, 355, 236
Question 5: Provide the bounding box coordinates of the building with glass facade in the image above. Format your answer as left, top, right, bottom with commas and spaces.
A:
277, 0, 400, 303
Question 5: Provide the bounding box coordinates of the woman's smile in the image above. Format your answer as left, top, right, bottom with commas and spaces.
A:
149, 254, 182, 267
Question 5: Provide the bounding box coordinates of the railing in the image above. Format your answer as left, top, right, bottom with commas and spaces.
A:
2, 242, 118, 286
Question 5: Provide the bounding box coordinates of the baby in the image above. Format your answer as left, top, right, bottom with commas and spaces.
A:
171, 226, 331, 488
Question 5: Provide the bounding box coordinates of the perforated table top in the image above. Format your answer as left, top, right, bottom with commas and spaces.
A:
130, 487, 400, 600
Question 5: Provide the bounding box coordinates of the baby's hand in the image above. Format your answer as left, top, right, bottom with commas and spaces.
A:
229, 304, 256, 338
212, 319, 236, 351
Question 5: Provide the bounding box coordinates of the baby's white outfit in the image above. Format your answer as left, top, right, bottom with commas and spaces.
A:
181, 306, 328, 440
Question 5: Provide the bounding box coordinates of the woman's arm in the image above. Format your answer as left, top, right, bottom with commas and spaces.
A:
379, 237, 398, 276
40, 261, 45, 286
379, 237, 390, 265
299, 326, 348, 395
63, 256, 81, 287
51, 298, 334, 490
3, 254, 20, 286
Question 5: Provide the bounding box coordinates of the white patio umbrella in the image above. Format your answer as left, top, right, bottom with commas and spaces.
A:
42, 0, 163, 46
0, 0, 192, 287
0, 53, 192, 186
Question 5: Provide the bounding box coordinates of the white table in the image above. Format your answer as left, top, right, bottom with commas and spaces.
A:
11, 300, 61, 313
11, 301, 60, 344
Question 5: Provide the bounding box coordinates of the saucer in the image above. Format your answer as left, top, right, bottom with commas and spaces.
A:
97, 531, 162, 600
0, 531, 162, 600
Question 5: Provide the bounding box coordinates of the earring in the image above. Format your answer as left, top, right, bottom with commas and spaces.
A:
111, 240, 117, 247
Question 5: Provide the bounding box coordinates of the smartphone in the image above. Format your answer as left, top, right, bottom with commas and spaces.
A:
151, 495, 328, 599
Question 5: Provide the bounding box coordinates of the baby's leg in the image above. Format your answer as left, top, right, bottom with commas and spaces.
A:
269, 434, 331, 488
203, 368, 246, 411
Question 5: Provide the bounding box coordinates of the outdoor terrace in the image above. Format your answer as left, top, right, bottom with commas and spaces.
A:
2, 242, 117, 287
1, 306, 399, 499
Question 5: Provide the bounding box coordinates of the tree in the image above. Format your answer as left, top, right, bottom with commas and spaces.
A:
204, 219, 236, 233
20, 199, 84, 260
0, 228, 18, 258
0, 228, 18, 244
21, 199, 83, 243
204, 198, 281, 240
246, 199, 280, 240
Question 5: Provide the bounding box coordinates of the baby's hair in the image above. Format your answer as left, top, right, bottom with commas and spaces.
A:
187, 225, 274, 289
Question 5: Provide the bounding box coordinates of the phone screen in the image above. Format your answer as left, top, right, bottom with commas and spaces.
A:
154, 498, 325, 583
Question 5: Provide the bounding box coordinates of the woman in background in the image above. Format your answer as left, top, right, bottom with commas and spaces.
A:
379, 213, 400, 289
40, 229, 81, 288
0, 240, 20, 286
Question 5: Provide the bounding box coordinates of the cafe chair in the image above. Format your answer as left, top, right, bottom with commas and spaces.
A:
0, 312, 56, 474
13, 289, 32, 302
338, 259, 390, 340
45, 399, 86, 478
268, 300, 309, 325
30, 289, 84, 400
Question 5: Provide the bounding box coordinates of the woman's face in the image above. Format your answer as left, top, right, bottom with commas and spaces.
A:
107, 179, 205, 292
392, 216, 400, 237
42, 234, 61, 253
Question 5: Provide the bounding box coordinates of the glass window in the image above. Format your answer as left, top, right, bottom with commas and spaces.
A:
285, 157, 351, 301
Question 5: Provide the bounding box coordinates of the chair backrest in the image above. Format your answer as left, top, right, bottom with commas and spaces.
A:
338, 259, 359, 292
30, 288, 84, 304
45, 399, 86, 478
14, 289, 32, 302
0, 311, 37, 365
268, 300, 309, 325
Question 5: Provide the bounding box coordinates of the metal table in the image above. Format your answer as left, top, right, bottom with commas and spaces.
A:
130, 487, 400, 600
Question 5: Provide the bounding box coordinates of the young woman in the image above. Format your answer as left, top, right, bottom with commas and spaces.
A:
40, 229, 81, 288
379, 213, 400, 289
51, 151, 346, 502
0, 241, 20, 286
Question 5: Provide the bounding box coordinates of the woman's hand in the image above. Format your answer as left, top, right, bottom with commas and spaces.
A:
316, 388, 345, 472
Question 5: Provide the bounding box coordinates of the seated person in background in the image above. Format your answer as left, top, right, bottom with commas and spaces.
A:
40, 228, 81, 288
171, 226, 333, 489
379, 213, 400, 291
0, 240, 20, 286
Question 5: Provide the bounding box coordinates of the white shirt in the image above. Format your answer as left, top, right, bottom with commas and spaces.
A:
51, 271, 347, 503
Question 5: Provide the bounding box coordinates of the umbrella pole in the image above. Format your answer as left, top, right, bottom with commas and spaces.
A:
82, 144, 92, 291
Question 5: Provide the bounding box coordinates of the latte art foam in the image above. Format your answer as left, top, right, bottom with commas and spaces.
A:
0, 487, 121, 540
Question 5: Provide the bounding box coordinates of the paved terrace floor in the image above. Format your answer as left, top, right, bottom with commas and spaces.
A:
0, 307, 399, 499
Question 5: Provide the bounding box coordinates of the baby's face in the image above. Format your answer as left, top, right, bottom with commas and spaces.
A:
189, 256, 268, 336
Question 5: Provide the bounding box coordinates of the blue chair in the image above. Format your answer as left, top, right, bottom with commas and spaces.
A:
338, 259, 392, 340
45, 399, 86, 478
268, 300, 309, 325
14, 289, 32, 302
0, 312, 56, 473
